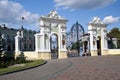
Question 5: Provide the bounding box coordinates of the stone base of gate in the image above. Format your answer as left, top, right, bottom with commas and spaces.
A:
101, 50, 108, 55
38, 52, 51, 60
15, 51, 39, 60
90, 50, 98, 56
58, 51, 68, 59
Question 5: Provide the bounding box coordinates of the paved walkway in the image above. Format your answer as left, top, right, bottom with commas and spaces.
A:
0, 56, 120, 80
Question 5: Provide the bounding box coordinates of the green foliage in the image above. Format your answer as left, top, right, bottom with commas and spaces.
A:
0, 60, 44, 75
16, 53, 26, 64
71, 42, 77, 50
0, 52, 26, 68
108, 27, 120, 48
108, 27, 120, 38
71, 41, 81, 50
0, 60, 14, 68
117, 40, 120, 48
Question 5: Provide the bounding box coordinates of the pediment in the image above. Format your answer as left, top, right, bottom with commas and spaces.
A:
43, 10, 64, 19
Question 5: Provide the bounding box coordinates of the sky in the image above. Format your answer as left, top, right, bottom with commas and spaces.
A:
0, 0, 120, 32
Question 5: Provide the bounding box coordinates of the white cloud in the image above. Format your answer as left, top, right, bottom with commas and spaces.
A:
54, 0, 116, 10
103, 16, 120, 24
0, 0, 39, 29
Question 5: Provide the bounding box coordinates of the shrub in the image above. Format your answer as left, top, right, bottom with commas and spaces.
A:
15, 52, 26, 64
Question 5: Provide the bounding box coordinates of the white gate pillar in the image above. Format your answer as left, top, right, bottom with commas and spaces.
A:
101, 28, 108, 55
15, 31, 22, 59
15, 31, 21, 52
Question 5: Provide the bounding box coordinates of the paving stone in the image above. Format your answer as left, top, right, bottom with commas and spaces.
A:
0, 56, 120, 80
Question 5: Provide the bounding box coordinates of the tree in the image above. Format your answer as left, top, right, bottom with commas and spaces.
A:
108, 27, 120, 38
107, 27, 120, 48
71, 42, 77, 50
71, 41, 81, 50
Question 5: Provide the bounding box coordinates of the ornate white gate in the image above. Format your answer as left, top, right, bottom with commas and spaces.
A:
35, 10, 68, 60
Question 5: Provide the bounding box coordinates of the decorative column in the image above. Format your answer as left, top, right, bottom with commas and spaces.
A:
35, 34, 39, 52
88, 24, 98, 56
89, 33, 93, 50
44, 34, 50, 51
58, 28, 67, 59
82, 41, 85, 55
46, 34, 50, 51
35, 33, 45, 52
101, 28, 108, 55
61, 34, 66, 51
87, 37, 90, 55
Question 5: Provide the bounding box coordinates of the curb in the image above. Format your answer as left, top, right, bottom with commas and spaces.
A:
0, 61, 47, 76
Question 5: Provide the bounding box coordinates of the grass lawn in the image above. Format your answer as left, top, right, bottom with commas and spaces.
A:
0, 60, 45, 75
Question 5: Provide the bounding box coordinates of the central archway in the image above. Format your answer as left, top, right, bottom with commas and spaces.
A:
50, 33, 58, 59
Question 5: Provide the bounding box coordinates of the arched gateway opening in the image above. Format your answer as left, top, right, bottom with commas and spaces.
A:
97, 36, 101, 56
50, 34, 58, 59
